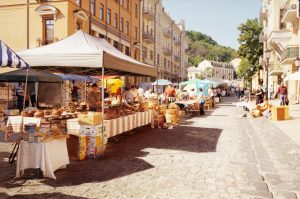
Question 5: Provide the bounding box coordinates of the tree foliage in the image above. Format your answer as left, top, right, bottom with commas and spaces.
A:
237, 18, 263, 72
203, 67, 214, 78
187, 31, 237, 67
237, 58, 251, 79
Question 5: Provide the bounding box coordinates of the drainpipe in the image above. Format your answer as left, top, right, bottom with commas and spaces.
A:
141, 0, 144, 63
119, 0, 121, 50
27, 0, 29, 49
170, 20, 175, 82
105, 0, 108, 40
154, 0, 160, 79
179, 31, 182, 82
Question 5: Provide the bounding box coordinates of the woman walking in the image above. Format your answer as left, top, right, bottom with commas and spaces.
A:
197, 87, 206, 115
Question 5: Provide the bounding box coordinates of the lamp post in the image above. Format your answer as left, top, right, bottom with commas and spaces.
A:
295, 57, 300, 104
265, 49, 271, 100
250, 67, 254, 93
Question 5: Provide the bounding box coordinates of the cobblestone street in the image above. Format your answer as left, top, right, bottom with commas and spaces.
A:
0, 97, 300, 199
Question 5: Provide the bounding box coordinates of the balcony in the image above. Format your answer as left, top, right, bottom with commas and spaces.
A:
269, 64, 284, 76
142, 31, 154, 43
260, 8, 267, 21
268, 30, 292, 45
36, 37, 58, 47
143, 8, 155, 20
281, 46, 299, 64
281, 2, 298, 23
163, 28, 172, 38
163, 48, 172, 56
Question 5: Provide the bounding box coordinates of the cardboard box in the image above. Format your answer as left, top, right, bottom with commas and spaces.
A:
79, 125, 106, 136
78, 112, 102, 125
271, 106, 286, 121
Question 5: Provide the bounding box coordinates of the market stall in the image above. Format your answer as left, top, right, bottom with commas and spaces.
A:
16, 30, 157, 163
1, 40, 70, 179
0, 68, 63, 110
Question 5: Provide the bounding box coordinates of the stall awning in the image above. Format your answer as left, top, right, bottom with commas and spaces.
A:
17, 30, 157, 77
0, 68, 63, 83
0, 40, 29, 69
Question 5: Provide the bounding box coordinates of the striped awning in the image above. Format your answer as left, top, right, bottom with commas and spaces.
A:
0, 40, 29, 69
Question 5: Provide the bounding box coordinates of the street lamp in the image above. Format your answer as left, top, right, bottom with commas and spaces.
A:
265, 49, 271, 100
295, 57, 300, 70
295, 57, 300, 104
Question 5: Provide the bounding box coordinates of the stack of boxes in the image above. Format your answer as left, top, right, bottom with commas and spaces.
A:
75, 112, 107, 160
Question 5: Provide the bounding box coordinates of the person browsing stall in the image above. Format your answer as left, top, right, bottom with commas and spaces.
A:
87, 84, 101, 112
164, 84, 176, 106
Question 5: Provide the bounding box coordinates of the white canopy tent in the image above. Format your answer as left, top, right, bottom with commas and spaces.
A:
286, 71, 300, 104
287, 71, 300, 81
17, 31, 158, 155
18, 30, 157, 77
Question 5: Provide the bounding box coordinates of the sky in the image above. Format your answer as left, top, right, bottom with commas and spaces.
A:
162, 0, 261, 49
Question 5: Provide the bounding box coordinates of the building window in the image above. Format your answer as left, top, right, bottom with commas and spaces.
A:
99, 33, 105, 38
150, 51, 153, 60
43, 16, 54, 44
76, 0, 81, 6
90, 0, 95, 16
157, 54, 160, 65
135, 3, 138, 18
114, 13, 118, 28
120, 17, 124, 32
107, 9, 111, 25
135, 26, 138, 40
125, 46, 130, 56
125, 21, 129, 35
100, 4, 104, 21
113, 41, 119, 49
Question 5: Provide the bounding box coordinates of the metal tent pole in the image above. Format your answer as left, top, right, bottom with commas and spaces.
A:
23, 69, 29, 111
101, 63, 105, 157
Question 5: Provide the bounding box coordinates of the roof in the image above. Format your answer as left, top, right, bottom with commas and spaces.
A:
17, 30, 157, 77
202, 60, 234, 69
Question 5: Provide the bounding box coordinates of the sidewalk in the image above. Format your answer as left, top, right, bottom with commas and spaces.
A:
270, 100, 300, 146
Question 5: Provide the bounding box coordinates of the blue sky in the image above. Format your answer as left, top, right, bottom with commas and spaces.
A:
162, 0, 261, 49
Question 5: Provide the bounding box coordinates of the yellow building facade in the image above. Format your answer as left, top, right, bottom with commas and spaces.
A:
0, 0, 141, 60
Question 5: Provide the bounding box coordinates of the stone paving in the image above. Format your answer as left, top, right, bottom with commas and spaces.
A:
0, 97, 299, 199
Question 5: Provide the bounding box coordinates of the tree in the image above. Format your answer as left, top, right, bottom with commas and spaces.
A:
237, 18, 263, 73
195, 73, 205, 80
203, 67, 214, 78
187, 30, 237, 66
237, 58, 251, 79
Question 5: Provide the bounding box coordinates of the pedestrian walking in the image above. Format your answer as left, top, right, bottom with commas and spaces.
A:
197, 87, 206, 115
277, 83, 288, 106
255, 85, 264, 105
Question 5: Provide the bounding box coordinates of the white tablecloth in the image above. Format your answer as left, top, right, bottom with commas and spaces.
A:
105, 111, 152, 138
7, 116, 41, 133
16, 139, 69, 179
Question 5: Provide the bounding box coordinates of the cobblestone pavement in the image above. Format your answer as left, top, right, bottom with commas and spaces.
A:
0, 97, 300, 199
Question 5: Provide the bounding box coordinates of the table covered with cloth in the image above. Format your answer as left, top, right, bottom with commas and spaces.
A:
105, 110, 152, 138
6, 116, 41, 133
175, 100, 198, 111
16, 139, 69, 179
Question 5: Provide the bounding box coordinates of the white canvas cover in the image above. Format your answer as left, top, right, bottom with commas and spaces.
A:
287, 71, 300, 80
18, 30, 157, 77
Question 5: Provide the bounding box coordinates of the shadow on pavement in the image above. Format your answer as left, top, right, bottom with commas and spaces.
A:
0, 192, 87, 199
1, 125, 222, 188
